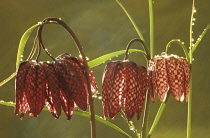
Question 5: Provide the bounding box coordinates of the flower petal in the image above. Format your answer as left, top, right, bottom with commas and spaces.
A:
136, 65, 148, 120
42, 62, 61, 119
54, 60, 75, 120
166, 56, 185, 102
153, 57, 169, 102
15, 61, 31, 118
102, 61, 120, 120
25, 62, 45, 117
123, 61, 139, 121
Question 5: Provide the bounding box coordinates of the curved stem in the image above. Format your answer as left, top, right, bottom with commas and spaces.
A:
42, 17, 96, 138
124, 38, 150, 60
0, 72, 17, 87
165, 39, 190, 62
37, 25, 55, 61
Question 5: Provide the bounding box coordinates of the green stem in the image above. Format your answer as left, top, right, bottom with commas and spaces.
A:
0, 72, 17, 87
187, 67, 192, 138
141, 0, 154, 138
187, 1, 195, 137
147, 103, 166, 138
165, 39, 190, 62
148, 0, 154, 58
141, 92, 151, 138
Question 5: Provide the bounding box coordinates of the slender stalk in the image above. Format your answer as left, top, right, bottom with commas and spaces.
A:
141, 92, 151, 138
0, 72, 17, 87
165, 39, 190, 62
187, 68, 192, 138
147, 103, 166, 138
141, 0, 154, 138
41, 18, 96, 138
187, 1, 195, 137
148, 0, 154, 58
124, 38, 150, 60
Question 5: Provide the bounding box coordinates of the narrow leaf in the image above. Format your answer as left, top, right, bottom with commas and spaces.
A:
192, 24, 210, 54
16, 23, 42, 70
88, 49, 146, 68
116, 0, 146, 43
0, 101, 131, 138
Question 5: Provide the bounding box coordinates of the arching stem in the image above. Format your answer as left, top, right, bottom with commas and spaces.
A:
41, 17, 96, 138
124, 38, 150, 61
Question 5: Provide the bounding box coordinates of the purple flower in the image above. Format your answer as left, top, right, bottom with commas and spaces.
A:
102, 61, 148, 121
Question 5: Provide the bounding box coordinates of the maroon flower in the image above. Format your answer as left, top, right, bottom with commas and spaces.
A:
15, 53, 97, 120
15, 61, 46, 119
102, 60, 148, 121
53, 53, 97, 120
148, 53, 190, 102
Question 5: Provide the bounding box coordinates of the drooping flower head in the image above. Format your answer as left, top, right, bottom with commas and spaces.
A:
148, 52, 190, 102
15, 53, 97, 120
102, 60, 148, 121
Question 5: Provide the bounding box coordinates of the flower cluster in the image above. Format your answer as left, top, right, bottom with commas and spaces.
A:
15, 53, 97, 120
102, 60, 147, 121
102, 53, 190, 120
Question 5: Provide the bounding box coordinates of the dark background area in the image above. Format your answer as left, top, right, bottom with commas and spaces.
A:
0, 0, 210, 138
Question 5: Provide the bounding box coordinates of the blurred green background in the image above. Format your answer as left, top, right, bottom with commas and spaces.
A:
0, 0, 210, 138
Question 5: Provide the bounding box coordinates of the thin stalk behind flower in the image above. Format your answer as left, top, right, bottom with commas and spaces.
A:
39, 18, 96, 138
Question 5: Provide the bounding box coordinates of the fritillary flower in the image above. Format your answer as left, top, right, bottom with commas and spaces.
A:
102, 60, 148, 121
148, 53, 190, 102
53, 53, 97, 120
15, 53, 97, 120
15, 61, 46, 119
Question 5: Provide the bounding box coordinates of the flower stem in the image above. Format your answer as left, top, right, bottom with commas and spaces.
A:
141, 0, 154, 137
124, 38, 150, 60
141, 92, 151, 138
41, 17, 96, 138
187, 68, 192, 138
147, 103, 166, 138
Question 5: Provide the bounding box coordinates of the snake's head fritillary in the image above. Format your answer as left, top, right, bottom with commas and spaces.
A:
102, 60, 148, 121
15, 53, 97, 120
148, 53, 190, 102
54, 53, 97, 120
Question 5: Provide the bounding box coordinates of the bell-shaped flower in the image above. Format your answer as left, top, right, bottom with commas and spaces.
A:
53, 53, 97, 120
102, 60, 148, 121
15, 53, 97, 120
148, 53, 190, 102
15, 61, 46, 119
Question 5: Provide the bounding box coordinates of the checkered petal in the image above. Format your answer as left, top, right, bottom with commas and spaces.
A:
41, 62, 61, 119
181, 58, 190, 101
25, 62, 46, 118
15, 62, 31, 119
102, 61, 121, 120
74, 56, 98, 93
123, 61, 140, 121
166, 56, 185, 102
136, 65, 148, 120
153, 57, 169, 102
53, 59, 75, 120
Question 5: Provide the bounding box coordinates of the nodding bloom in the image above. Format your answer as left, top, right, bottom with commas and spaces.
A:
15, 53, 97, 120
148, 53, 190, 103
102, 60, 148, 121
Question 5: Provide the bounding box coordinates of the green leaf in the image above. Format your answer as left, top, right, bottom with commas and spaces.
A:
116, 0, 146, 43
88, 49, 146, 68
16, 23, 42, 70
0, 101, 131, 138
191, 24, 210, 54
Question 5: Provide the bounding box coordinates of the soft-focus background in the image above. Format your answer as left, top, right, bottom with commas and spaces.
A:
0, 0, 210, 138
